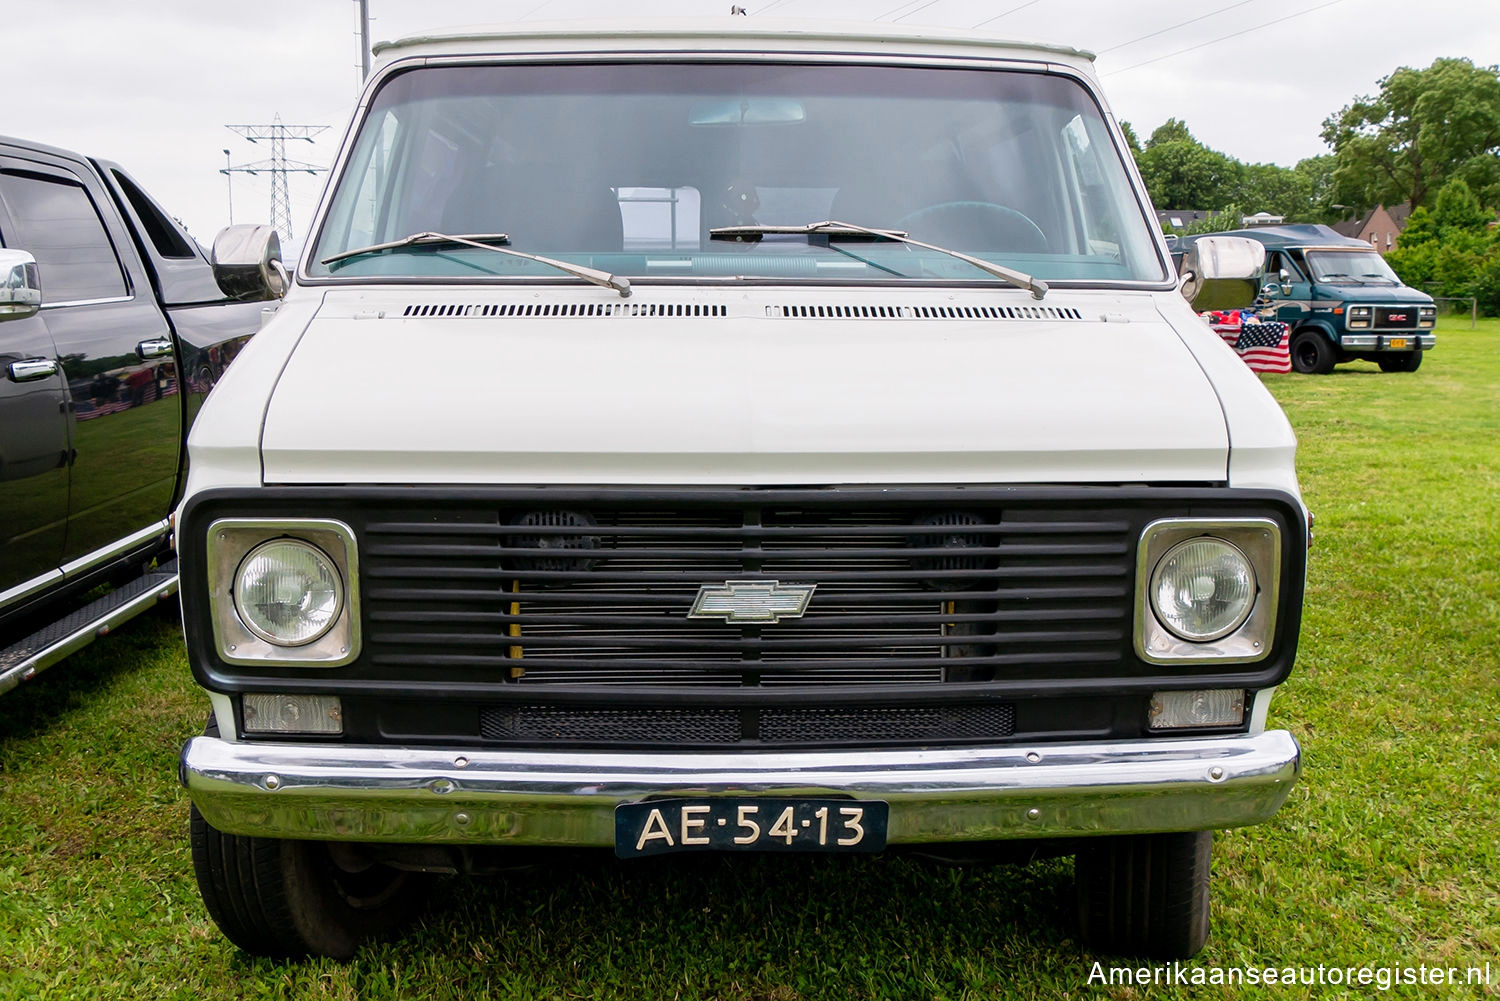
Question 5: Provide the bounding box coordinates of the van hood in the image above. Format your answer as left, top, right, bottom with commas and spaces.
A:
260, 290, 1230, 485
1310, 282, 1432, 304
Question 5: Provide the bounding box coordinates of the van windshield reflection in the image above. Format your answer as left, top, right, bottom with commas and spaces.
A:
308, 62, 1166, 285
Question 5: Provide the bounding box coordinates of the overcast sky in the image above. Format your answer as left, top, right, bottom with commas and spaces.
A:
5, 0, 1498, 252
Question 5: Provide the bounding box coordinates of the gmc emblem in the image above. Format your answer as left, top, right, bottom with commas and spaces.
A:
1387, 313, 1408, 322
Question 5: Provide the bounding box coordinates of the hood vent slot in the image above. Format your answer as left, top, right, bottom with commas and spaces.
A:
402, 302, 726, 319
769, 304, 1083, 320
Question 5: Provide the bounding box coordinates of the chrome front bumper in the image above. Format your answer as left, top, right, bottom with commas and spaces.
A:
181, 730, 1301, 845
1340, 332, 1436, 350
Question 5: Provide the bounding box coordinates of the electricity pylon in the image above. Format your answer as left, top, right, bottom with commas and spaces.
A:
223, 115, 329, 241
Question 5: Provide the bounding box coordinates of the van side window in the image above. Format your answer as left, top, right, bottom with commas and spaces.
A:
1267, 251, 1305, 283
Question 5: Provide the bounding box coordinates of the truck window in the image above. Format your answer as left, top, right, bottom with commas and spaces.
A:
110, 170, 197, 260
0, 171, 128, 303
308, 62, 1167, 285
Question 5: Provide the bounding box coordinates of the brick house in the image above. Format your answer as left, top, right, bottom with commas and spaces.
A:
1331, 203, 1411, 254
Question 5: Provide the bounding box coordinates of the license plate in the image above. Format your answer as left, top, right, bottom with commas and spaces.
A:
1389, 338, 1408, 349
615, 798, 888, 857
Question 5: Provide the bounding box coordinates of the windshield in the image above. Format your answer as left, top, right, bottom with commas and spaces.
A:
307, 62, 1166, 285
1304, 249, 1402, 285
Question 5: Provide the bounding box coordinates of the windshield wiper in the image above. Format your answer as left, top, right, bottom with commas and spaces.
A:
709, 219, 1048, 299
321, 231, 632, 298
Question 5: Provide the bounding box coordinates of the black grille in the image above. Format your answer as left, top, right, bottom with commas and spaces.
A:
477, 703, 1015, 746
360, 497, 1134, 688
1374, 306, 1418, 329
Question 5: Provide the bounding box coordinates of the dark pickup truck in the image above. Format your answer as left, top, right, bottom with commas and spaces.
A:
1, 135, 283, 695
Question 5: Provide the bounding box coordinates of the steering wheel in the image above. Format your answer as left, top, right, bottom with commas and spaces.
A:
895, 201, 1048, 253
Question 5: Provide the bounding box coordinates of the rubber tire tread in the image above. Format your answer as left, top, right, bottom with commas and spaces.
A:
190, 802, 307, 957
1291, 330, 1337, 374
187, 714, 424, 958
1378, 351, 1422, 372
1075, 830, 1212, 960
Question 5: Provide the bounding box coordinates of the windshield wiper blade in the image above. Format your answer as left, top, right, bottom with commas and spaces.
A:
321, 231, 632, 298
709, 219, 1047, 299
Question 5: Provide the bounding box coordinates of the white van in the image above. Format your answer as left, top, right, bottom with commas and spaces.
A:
175, 19, 1303, 961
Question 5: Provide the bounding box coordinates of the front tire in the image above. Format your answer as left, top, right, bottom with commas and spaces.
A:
1378, 351, 1423, 372
1290, 330, 1337, 374
1075, 831, 1212, 959
188, 718, 426, 958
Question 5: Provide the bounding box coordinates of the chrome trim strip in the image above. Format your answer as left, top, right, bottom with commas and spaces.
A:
0, 570, 65, 612
1341, 334, 1431, 351
40, 295, 133, 309
180, 730, 1301, 845
5, 522, 170, 612
58, 520, 171, 578
0, 573, 177, 697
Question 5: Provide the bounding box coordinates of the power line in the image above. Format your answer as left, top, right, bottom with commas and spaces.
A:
1103, 0, 1345, 75
223, 116, 330, 241
754, 0, 797, 13
971, 0, 1043, 31
891, 0, 942, 23
1095, 0, 1256, 54
876, 1, 926, 20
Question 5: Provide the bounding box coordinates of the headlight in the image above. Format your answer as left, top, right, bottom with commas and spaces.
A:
1347, 306, 1372, 329
234, 539, 343, 646
1135, 518, 1281, 664
1149, 538, 1256, 641
1418, 306, 1436, 328
206, 519, 360, 667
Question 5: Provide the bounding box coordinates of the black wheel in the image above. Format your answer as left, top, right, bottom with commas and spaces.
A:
1075, 831, 1212, 959
1290, 330, 1337, 374
189, 718, 426, 958
1377, 351, 1422, 372
895, 201, 1048, 253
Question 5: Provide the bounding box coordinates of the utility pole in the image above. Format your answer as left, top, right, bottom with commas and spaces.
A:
357, 0, 371, 80
222, 115, 329, 241
221, 148, 233, 225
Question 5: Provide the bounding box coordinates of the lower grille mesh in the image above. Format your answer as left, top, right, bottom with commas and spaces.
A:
478, 703, 1016, 746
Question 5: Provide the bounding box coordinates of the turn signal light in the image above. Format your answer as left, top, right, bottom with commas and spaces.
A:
1148, 689, 1245, 730
243, 693, 343, 735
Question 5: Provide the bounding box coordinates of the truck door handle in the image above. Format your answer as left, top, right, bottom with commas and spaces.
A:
136, 338, 174, 360
7, 357, 59, 382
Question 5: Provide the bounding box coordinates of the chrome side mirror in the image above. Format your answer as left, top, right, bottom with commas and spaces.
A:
1278, 268, 1293, 297
211, 224, 287, 301
0, 249, 42, 322
1177, 236, 1265, 313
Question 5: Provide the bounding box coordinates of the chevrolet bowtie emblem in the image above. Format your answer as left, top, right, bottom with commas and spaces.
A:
688, 580, 816, 623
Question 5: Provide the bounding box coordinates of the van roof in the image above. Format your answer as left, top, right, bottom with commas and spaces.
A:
1195, 224, 1374, 251
373, 17, 1095, 66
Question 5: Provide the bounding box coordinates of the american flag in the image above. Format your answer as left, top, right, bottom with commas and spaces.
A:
1203, 311, 1292, 374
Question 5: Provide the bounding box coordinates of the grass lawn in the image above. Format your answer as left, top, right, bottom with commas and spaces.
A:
1, 320, 1496, 1000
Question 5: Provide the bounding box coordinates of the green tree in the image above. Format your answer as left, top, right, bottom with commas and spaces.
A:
1387, 178, 1500, 309
1136, 121, 1245, 209
1240, 162, 1314, 219
1119, 120, 1143, 160
1146, 118, 1195, 148
1321, 57, 1500, 211
1433, 178, 1491, 231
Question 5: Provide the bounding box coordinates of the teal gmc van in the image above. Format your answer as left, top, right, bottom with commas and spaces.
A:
1185, 224, 1436, 374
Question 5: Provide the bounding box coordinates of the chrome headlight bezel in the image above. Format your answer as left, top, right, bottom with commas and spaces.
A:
1135, 518, 1280, 665
206, 518, 360, 667
1346, 305, 1373, 329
